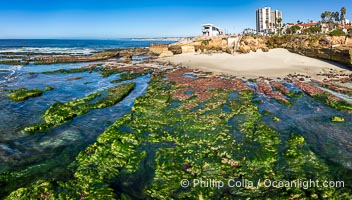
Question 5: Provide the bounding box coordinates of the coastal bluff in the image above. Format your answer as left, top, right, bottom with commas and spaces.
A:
266, 35, 352, 67
151, 35, 352, 68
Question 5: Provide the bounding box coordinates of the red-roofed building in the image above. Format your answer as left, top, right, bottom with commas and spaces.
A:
339, 24, 352, 34
282, 22, 320, 34
296, 22, 319, 28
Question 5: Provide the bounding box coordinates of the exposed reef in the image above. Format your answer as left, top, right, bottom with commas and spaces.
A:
24, 83, 135, 133
0, 60, 29, 65
4, 86, 53, 101
4, 66, 351, 199
27, 48, 149, 65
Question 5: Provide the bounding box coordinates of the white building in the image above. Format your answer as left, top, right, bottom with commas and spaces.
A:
202, 24, 224, 36
256, 7, 282, 33
342, 19, 351, 25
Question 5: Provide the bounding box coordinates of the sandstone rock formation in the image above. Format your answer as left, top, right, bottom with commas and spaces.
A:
266, 35, 352, 67
181, 46, 195, 54
159, 50, 174, 58
237, 36, 267, 53
150, 44, 168, 55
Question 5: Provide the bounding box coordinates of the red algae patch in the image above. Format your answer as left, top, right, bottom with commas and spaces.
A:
322, 82, 352, 95
256, 81, 289, 103
294, 81, 326, 96
173, 89, 193, 101
166, 68, 251, 101
270, 81, 290, 95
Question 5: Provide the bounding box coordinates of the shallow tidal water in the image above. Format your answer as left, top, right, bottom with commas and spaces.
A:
0, 62, 150, 175
237, 82, 352, 169
0, 59, 352, 198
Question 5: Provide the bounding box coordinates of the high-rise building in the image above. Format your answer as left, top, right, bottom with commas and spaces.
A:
256, 7, 282, 33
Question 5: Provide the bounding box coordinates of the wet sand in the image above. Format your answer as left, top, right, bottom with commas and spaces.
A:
159, 48, 350, 80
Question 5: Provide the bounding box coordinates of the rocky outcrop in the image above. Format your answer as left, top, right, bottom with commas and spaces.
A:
159, 51, 174, 58
302, 47, 352, 66
28, 51, 119, 64
27, 48, 149, 64
168, 45, 182, 55
150, 44, 168, 55
181, 46, 195, 54
237, 36, 268, 53
270, 81, 290, 95
266, 35, 352, 67
295, 81, 325, 96
157, 34, 352, 67
256, 81, 289, 103
167, 36, 231, 55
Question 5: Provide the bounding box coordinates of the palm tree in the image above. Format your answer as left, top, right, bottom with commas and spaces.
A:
321, 12, 326, 22
341, 7, 346, 23
326, 11, 333, 23
265, 20, 269, 32
334, 11, 340, 22
277, 18, 282, 35
322, 11, 335, 30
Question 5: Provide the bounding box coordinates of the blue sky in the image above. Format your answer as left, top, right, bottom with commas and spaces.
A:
0, 0, 351, 39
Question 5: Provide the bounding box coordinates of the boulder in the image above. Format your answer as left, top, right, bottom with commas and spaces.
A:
150, 44, 168, 55
124, 54, 133, 61
226, 46, 234, 54
221, 39, 228, 46
181, 46, 195, 54
237, 45, 251, 54
168, 45, 182, 54
209, 38, 222, 46
261, 47, 269, 52
159, 51, 174, 58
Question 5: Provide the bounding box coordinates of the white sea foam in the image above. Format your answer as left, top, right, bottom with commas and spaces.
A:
0, 47, 95, 55
0, 65, 23, 84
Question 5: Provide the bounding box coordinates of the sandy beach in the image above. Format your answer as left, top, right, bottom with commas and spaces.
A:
159, 48, 349, 80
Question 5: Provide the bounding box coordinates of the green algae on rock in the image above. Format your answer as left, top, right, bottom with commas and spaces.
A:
41, 65, 102, 75
272, 116, 281, 122
6, 86, 54, 101
3, 71, 351, 199
24, 82, 135, 133
5, 114, 143, 199
0, 60, 28, 65
314, 93, 352, 113
331, 116, 345, 122
110, 71, 151, 84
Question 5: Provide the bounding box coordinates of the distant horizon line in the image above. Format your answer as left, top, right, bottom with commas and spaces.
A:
0, 37, 187, 40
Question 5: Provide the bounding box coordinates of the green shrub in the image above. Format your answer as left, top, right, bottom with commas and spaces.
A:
201, 40, 209, 46
329, 29, 346, 36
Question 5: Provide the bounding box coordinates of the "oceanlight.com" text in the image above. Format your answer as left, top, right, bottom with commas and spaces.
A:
180, 178, 345, 189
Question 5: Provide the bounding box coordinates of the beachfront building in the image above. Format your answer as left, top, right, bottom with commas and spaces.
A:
282, 22, 324, 34
282, 23, 294, 34
297, 22, 320, 34
256, 7, 282, 34
202, 24, 224, 36
340, 24, 352, 34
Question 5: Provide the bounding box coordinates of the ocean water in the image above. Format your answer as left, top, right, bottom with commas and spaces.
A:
0, 39, 176, 55
0, 39, 173, 197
